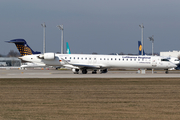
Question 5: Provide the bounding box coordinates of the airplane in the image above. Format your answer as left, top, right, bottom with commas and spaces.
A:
6, 39, 46, 68
138, 41, 180, 67
18, 52, 177, 74
6, 39, 177, 73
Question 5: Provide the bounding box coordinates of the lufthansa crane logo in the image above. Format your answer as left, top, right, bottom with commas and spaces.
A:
139, 45, 142, 51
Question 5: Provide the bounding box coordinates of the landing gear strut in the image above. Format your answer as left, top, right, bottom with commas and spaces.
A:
165, 69, 169, 74
92, 70, 97, 74
100, 69, 108, 74
82, 69, 87, 74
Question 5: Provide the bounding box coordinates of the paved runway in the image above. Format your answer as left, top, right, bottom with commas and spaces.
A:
0, 68, 180, 78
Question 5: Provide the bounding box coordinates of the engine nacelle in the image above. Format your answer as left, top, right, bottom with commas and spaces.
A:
72, 68, 79, 74
44, 53, 55, 60
38, 53, 55, 60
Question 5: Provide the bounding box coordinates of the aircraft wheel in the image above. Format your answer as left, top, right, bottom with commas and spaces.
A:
92, 70, 97, 74
82, 69, 87, 74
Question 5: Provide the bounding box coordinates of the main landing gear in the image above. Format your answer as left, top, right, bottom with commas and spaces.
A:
82, 69, 87, 74
73, 69, 108, 74
82, 69, 97, 74
92, 70, 97, 74
165, 69, 169, 74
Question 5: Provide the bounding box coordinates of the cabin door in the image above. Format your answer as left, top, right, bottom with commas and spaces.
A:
152, 58, 157, 67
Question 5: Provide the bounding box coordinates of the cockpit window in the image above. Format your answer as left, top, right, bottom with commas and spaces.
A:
175, 59, 179, 61
161, 59, 169, 61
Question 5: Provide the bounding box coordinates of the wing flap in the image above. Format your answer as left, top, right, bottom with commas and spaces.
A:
70, 63, 101, 69
61, 58, 101, 69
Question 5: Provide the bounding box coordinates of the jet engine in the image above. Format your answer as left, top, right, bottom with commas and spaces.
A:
72, 68, 79, 74
38, 53, 55, 60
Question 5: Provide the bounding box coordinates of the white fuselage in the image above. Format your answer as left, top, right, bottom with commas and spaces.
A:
20, 62, 46, 68
19, 54, 176, 70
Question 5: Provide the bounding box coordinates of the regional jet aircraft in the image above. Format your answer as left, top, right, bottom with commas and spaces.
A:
18, 53, 176, 74
6, 39, 176, 73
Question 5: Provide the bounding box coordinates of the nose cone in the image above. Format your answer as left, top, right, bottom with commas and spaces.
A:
171, 63, 177, 68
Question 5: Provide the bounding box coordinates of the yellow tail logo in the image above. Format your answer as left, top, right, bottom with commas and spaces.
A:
139, 45, 142, 51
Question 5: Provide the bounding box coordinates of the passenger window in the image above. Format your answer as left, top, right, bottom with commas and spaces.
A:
77, 57, 79, 59
65, 57, 67, 59
111, 58, 113, 60
161, 59, 169, 61
85, 58, 87, 60
70, 57, 71, 59
89, 58, 91, 60
74, 57, 75, 59
119, 58, 121, 61
104, 58, 106, 60
81, 58, 83, 60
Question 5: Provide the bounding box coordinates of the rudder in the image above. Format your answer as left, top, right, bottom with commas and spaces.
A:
6, 39, 41, 56
138, 41, 145, 55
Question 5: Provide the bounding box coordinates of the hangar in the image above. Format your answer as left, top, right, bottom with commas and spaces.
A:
160, 50, 180, 58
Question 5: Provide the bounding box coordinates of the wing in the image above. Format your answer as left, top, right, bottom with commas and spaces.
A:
61, 58, 101, 69
70, 63, 101, 69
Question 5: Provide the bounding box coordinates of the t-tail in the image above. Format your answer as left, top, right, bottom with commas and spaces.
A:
138, 41, 145, 55
66, 42, 71, 54
5, 39, 41, 56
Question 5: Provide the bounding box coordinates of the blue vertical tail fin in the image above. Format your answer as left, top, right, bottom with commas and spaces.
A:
138, 41, 145, 55
5, 39, 41, 56
66, 42, 71, 54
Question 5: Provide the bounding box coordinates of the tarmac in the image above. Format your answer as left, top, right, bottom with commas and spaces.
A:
0, 68, 180, 78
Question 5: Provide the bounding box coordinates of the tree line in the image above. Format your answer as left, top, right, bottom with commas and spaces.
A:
0, 50, 20, 57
